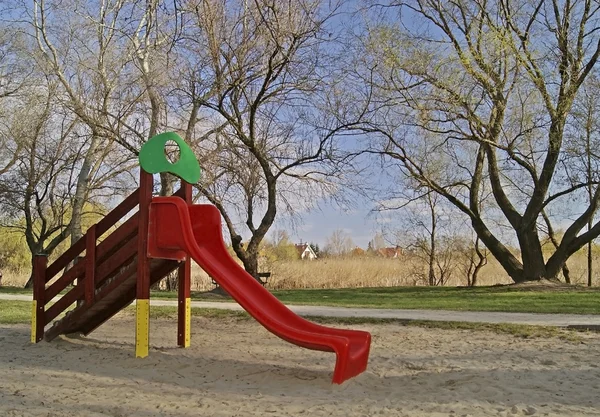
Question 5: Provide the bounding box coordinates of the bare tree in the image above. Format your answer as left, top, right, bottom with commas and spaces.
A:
0, 82, 80, 287
394, 190, 455, 286
367, 232, 386, 252
29, 0, 139, 244
125, 0, 184, 195
0, 24, 31, 101
351, 0, 600, 283
456, 234, 488, 287
177, 0, 355, 278
0, 23, 33, 175
564, 75, 600, 286
323, 229, 355, 257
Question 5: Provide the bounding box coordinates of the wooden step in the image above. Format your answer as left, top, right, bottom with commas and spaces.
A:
44, 258, 179, 341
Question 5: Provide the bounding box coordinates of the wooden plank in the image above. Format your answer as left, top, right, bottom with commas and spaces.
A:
45, 262, 84, 302
96, 188, 140, 236
45, 227, 137, 335
32, 255, 47, 343
94, 263, 137, 303
178, 180, 192, 347
45, 262, 137, 342
81, 259, 178, 337
76, 267, 85, 307
45, 237, 136, 329
45, 189, 139, 281
48, 257, 177, 342
85, 225, 96, 305
95, 236, 138, 287
46, 240, 85, 281
136, 171, 153, 358
45, 284, 83, 324
45, 217, 137, 304
96, 213, 138, 263
137, 172, 152, 300
80, 293, 135, 337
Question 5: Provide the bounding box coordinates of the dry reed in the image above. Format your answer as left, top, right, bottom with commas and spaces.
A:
2, 253, 597, 290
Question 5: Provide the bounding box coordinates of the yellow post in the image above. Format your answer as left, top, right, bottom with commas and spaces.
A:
30, 301, 37, 343
135, 299, 150, 358
184, 297, 191, 347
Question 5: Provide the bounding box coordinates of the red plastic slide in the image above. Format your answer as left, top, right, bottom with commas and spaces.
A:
148, 197, 371, 384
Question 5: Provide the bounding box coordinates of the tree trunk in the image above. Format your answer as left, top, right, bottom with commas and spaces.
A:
428, 196, 436, 286
588, 240, 593, 287
24, 272, 34, 289
515, 226, 547, 282
470, 239, 486, 287
71, 135, 101, 246
24, 255, 37, 289
562, 264, 571, 284
428, 240, 436, 286
241, 250, 260, 280
159, 172, 175, 196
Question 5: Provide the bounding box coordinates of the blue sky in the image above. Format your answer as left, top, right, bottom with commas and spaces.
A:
287, 203, 377, 248
267, 191, 395, 249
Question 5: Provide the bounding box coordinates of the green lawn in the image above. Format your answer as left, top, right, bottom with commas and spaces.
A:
147, 285, 600, 315
269, 286, 600, 314
0, 301, 32, 324
0, 286, 32, 295
2, 284, 600, 314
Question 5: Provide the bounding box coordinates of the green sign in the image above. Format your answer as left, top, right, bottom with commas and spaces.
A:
138, 132, 201, 184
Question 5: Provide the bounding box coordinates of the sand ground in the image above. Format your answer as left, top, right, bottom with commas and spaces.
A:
1, 316, 599, 417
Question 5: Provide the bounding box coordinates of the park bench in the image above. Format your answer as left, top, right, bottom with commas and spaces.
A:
257, 272, 271, 286
211, 272, 271, 288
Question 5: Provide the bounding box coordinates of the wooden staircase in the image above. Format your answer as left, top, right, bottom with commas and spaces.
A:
32, 184, 188, 343
45, 257, 179, 341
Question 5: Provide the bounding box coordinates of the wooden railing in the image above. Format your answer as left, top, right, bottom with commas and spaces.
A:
32, 189, 141, 342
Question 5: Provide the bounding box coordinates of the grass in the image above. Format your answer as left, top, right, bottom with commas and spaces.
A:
3, 284, 600, 314
269, 285, 600, 314
0, 301, 32, 324
142, 285, 600, 315
0, 286, 32, 295
1, 300, 586, 341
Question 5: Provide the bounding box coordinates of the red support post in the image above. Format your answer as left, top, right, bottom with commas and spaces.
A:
76, 269, 84, 307
85, 224, 97, 305
178, 181, 192, 347
137, 171, 153, 300
135, 170, 153, 357
32, 255, 48, 343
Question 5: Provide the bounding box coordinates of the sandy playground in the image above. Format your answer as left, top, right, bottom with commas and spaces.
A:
1, 316, 599, 417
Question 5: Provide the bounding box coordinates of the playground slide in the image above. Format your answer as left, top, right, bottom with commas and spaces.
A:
148, 197, 371, 384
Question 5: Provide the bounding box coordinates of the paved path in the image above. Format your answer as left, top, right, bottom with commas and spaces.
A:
3, 293, 598, 328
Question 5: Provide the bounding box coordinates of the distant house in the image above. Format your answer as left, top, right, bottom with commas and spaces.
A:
351, 247, 366, 257
377, 246, 403, 259
295, 244, 318, 260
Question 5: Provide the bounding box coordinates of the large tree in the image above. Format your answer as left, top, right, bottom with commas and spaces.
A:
0, 24, 33, 175
351, 0, 600, 283
0, 82, 80, 287
29, 0, 154, 243
176, 0, 355, 278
